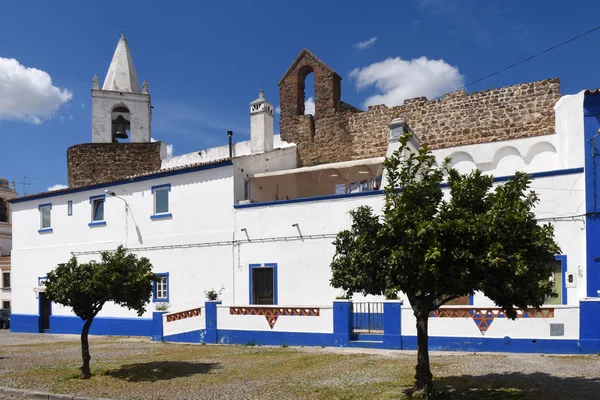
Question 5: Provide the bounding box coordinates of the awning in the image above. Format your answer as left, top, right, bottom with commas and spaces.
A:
252, 157, 385, 179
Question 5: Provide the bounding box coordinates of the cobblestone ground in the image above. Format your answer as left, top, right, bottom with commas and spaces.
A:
1, 330, 599, 399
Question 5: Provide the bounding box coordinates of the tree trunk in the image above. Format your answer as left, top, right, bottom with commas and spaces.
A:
414, 311, 433, 395
80, 318, 94, 379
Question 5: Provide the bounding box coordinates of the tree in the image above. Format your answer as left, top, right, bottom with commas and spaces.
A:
45, 246, 156, 379
330, 134, 560, 397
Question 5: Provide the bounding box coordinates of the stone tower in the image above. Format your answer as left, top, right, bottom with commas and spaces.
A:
250, 90, 274, 154
91, 34, 152, 143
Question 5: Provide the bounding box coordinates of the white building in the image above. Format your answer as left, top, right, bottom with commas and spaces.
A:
0, 178, 17, 311
8, 38, 600, 353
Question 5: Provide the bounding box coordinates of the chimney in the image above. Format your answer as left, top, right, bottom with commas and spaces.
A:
250, 90, 274, 154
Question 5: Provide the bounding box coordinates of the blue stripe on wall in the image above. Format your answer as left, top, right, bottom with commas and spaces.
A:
218, 329, 339, 347
10, 314, 40, 333
47, 315, 152, 336
164, 329, 207, 343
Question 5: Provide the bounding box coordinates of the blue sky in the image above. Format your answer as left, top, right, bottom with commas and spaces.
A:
1, 0, 600, 194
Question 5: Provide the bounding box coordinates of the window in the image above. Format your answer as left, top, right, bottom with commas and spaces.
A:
545, 257, 566, 305
38, 203, 52, 232
151, 184, 171, 219
2, 301, 9, 310
153, 273, 169, 302
89, 195, 106, 226
68, 200, 73, 216
250, 263, 278, 305
2, 272, 9, 289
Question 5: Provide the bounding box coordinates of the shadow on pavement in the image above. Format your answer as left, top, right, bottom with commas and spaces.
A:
104, 361, 221, 382
403, 372, 600, 399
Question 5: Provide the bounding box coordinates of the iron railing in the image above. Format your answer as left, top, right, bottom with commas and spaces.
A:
352, 302, 384, 333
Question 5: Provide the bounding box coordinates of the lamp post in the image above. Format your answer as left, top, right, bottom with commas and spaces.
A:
105, 190, 129, 248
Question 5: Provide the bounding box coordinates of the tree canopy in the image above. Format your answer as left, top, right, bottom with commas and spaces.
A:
330, 134, 560, 396
45, 246, 156, 378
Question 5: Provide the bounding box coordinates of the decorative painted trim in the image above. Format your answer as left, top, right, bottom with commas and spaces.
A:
10, 160, 233, 204
234, 168, 585, 209
88, 194, 105, 204
88, 221, 106, 227
229, 306, 320, 329
153, 272, 169, 302
38, 228, 53, 233
429, 307, 555, 335
151, 183, 171, 194
249, 263, 278, 305
67, 200, 73, 216
166, 308, 201, 322
150, 213, 172, 220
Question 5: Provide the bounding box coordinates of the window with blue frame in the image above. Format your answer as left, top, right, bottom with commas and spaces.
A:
67, 200, 73, 216
38, 203, 52, 232
153, 273, 169, 302
249, 263, 277, 305
151, 184, 171, 219
89, 195, 106, 226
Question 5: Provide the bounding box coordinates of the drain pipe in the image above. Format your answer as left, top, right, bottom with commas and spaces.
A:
228, 130, 233, 158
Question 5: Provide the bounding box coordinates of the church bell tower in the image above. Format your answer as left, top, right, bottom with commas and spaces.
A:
91, 34, 152, 143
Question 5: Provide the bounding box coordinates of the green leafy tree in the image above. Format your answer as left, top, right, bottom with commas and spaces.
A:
45, 246, 156, 379
331, 134, 560, 396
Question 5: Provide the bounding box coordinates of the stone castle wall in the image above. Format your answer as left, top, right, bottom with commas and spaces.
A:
279, 50, 561, 167
67, 142, 163, 187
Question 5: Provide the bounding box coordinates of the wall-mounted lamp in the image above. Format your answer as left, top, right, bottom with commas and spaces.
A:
292, 223, 298, 228
105, 190, 117, 196
241, 228, 247, 232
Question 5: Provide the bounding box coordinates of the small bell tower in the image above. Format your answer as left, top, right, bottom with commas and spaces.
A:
91, 34, 152, 143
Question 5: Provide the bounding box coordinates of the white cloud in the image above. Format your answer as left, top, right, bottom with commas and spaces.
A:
275, 106, 281, 114
0, 57, 72, 124
304, 97, 315, 115
151, 137, 174, 159
68, 115, 74, 121
47, 184, 67, 191
354, 37, 378, 50
349, 56, 464, 108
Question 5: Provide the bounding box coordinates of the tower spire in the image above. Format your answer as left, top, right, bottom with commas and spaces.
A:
102, 34, 141, 93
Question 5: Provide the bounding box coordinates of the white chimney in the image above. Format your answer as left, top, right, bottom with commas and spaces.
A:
250, 90, 274, 154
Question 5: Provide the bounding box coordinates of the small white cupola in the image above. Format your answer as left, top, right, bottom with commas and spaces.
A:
250, 90, 274, 154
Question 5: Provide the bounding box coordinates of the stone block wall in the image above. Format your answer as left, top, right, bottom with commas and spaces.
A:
67, 142, 163, 187
279, 49, 561, 166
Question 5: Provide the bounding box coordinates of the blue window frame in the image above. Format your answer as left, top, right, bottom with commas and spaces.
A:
38, 203, 52, 233
153, 273, 169, 302
249, 263, 278, 305
67, 201, 73, 216
88, 195, 106, 227
150, 184, 172, 220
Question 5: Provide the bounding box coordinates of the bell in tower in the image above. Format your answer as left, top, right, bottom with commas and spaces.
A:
111, 106, 131, 142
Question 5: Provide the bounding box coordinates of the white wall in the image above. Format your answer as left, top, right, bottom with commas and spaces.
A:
163, 306, 206, 337
162, 135, 295, 169
216, 305, 333, 333
401, 305, 579, 339
11, 165, 235, 317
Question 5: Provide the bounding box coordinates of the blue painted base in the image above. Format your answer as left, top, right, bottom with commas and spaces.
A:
164, 329, 207, 343
10, 314, 40, 333
401, 336, 585, 354
218, 329, 341, 347
10, 314, 152, 337
352, 333, 384, 341
348, 340, 384, 349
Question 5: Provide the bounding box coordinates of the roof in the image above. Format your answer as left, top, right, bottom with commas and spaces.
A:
278, 48, 341, 86
252, 157, 384, 179
585, 89, 600, 95
102, 34, 141, 93
10, 158, 232, 204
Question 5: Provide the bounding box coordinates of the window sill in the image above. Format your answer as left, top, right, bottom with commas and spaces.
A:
38, 228, 53, 234
151, 213, 172, 220
153, 298, 169, 303
88, 221, 107, 227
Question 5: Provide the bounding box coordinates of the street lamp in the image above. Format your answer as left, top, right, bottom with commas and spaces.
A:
105, 190, 130, 247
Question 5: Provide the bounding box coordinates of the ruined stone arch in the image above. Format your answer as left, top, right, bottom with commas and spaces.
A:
297, 65, 315, 116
